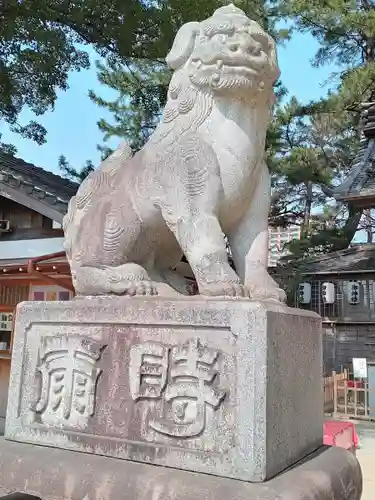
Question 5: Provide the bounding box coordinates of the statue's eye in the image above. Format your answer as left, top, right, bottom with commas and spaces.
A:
251, 33, 270, 52
212, 34, 227, 44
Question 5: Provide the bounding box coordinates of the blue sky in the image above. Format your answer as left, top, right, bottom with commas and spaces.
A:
0, 31, 338, 175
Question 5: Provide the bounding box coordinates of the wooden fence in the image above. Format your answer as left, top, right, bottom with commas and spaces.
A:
324, 370, 348, 413
324, 369, 375, 420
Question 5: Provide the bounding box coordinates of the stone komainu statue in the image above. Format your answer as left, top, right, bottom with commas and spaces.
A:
63, 4, 285, 301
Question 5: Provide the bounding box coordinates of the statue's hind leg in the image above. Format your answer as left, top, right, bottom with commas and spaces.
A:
71, 199, 158, 296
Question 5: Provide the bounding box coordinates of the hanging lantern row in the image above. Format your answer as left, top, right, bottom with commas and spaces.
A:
298, 280, 365, 306
1, 265, 60, 273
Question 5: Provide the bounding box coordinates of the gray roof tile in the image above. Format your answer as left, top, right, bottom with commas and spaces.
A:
0, 151, 78, 213
300, 244, 375, 274
334, 103, 375, 199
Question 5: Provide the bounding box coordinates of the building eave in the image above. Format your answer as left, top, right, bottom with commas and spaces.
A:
0, 182, 68, 222
0, 152, 78, 221
335, 191, 375, 207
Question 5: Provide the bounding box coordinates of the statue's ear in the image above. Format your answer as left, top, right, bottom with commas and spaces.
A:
166, 22, 200, 70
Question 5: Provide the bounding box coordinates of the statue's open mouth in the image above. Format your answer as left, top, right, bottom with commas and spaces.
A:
193, 58, 267, 79
193, 50, 270, 75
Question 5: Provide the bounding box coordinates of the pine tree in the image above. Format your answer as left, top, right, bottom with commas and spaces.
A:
0, 0, 203, 150
269, 94, 362, 260
277, 0, 375, 104
270, 0, 375, 262
58, 156, 95, 184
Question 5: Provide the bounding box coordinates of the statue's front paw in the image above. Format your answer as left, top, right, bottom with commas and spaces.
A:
245, 270, 286, 303
250, 285, 286, 303
199, 282, 251, 298
112, 280, 158, 296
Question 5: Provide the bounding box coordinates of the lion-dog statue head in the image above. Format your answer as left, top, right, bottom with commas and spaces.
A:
166, 4, 279, 99
149, 4, 280, 146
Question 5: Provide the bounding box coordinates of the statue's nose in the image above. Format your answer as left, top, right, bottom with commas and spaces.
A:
228, 37, 262, 56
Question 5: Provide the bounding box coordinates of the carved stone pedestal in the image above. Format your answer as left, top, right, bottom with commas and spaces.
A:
0, 439, 363, 500
6, 297, 323, 482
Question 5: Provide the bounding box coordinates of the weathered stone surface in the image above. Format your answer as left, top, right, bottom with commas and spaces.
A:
0, 440, 362, 500
62, 4, 285, 302
6, 297, 322, 482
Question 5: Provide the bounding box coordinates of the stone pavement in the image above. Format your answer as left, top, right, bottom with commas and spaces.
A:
355, 422, 375, 500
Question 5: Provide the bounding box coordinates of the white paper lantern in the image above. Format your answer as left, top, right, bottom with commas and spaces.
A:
298, 282, 311, 304
322, 282, 335, 304
347, 281, 361, 305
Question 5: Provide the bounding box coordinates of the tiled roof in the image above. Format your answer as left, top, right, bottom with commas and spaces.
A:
300, 244, 375, 274
333, 102, 375, 200
0, 151, 78, 214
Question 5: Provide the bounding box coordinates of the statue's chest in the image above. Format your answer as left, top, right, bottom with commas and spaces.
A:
213, 131, 258, 189
209, 127, 263, 228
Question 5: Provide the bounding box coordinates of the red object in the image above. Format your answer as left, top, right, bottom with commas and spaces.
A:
347, 380, 363, 389
27, 251, 74, 292
324, 420, 359, 450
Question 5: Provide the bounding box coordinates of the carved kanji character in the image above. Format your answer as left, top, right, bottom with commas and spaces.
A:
32, 335, 106, 425
129, 342, 169, 400
150, 339, 226, 437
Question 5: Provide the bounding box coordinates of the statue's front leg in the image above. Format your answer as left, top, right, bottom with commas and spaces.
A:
228, 165, 286, 302
164, 212, 248, 297
158, 133, 247, 297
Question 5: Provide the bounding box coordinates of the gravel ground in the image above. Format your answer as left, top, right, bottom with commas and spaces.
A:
354, 422, 375, 500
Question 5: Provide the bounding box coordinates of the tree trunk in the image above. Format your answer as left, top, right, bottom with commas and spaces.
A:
365, 209, 373, 243
302, 181, 313, 239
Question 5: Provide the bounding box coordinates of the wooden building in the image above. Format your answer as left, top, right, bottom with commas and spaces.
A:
288, 100, 375, 375
0, 151, 78, 427
291, 245, 375, 374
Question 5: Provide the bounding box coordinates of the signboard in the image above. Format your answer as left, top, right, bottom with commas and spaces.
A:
29, 285, 72, 302
0, 312, 13, 332
353, 358, 368, 379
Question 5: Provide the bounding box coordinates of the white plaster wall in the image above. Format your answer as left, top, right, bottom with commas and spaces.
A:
0, 237, 65, 261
